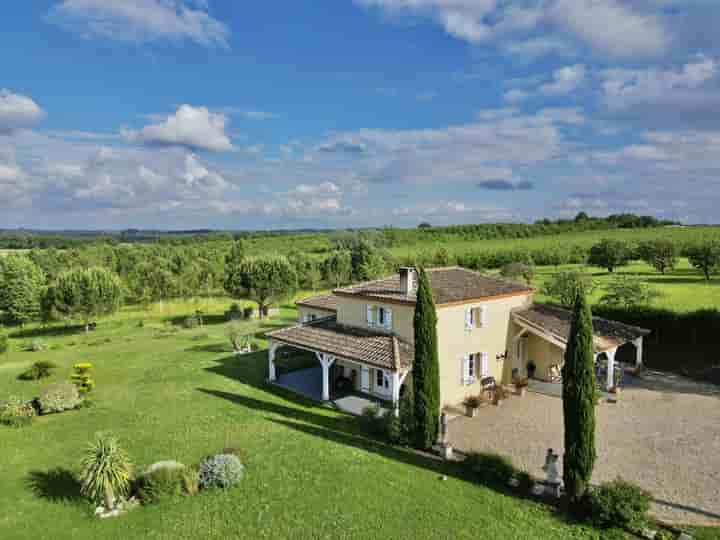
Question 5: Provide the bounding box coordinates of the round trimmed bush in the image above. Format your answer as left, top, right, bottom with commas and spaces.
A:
38, 382, 82, 414
198, 454, 244, 489
464, 452, 517, 486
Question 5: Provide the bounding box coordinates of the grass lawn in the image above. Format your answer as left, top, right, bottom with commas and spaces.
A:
0, 299, 617, 540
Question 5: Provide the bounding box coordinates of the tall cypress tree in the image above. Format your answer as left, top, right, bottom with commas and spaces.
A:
412, 267, 440, 449
562, 289, 597, 504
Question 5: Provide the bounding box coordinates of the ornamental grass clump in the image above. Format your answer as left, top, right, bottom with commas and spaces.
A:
38, 382, 82, 414
135, 462, 198, 504
79, 433, 133, 510
582, 478, 652, 530
198, 454, 244, 490
0, 396, 36, 428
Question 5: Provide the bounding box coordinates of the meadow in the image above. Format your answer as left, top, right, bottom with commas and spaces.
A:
0, 299, 625, 540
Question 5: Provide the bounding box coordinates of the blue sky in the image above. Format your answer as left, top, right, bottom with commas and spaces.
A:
2, 1, 720, 229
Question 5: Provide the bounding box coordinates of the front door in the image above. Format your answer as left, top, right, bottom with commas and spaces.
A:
360, 366, 370, 392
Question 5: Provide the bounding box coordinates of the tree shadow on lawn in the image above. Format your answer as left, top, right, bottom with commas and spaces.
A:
26, 468, 83, 503
10, 324, 86, 340
167, 313, 229, 327
186, 343, 234, 354
196, 388, 567, 518
644, 276, 715, 285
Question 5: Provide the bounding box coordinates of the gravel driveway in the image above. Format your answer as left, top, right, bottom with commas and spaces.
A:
447, 370, 720, 526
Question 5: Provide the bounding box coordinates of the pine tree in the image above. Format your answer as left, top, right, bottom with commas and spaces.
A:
412, 267, 440, 449
562, 289, 597, 505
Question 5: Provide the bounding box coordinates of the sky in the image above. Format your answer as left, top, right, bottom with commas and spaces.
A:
1, 1, 720, 230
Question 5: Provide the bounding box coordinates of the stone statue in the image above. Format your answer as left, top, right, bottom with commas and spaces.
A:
542, 448, 561, 497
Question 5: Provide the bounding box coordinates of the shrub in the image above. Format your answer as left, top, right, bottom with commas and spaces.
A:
0, 396, 36, 428
70, 362, 95, 395
500, 262, 535, 285
0, 332, 8, 355
515, 471, 535, 494
136, 462, 198, 504
18, 360, 58, 381
359, 405, 384, 435
227, 322, 251, 353
79, 433, 133, 509
25, 339, 47, 352
463, 396, 481, 409
198, 454, 245, 490
242, 306, 254, 320
183, 315, 200, 329
464, 452, 517, 485
600, 275, 657, 309
38, 382, 82, 414
225, 303, 243, 321
582, 478, 651, 530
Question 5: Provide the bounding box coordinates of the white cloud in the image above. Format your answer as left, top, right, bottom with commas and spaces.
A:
539, 64, 586, 95
123, 105, 233, 152
0, 90, 45, 132
601, 56, 718, 110
49, 0, 229, 47
356, 0, 669, 58
547, 0, 667, 58
503, 89, 530, 103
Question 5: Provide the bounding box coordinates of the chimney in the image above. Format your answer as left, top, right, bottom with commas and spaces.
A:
399, 267, 416, 296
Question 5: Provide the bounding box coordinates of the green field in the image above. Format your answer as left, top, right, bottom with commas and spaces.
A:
528, 259, 720, 313
0, 299, 620, 540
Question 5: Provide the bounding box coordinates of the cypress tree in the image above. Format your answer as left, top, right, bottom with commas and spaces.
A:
412, 267, 440, 449
562, 289, 597, 504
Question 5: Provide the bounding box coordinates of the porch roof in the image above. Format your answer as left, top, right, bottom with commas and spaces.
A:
512, 304, 651, 353
296, 294, 338, 312
266, 316, 413, 371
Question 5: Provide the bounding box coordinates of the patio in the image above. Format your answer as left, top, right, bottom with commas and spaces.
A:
447, 370, 720, 526
273, 366, 390, 416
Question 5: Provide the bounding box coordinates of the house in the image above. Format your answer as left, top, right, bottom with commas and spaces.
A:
267, 267, 649, 411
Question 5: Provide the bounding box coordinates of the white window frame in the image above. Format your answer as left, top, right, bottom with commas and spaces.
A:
465, 305, 487, 330
367, 305, 393, 331
375, 368, 391, 396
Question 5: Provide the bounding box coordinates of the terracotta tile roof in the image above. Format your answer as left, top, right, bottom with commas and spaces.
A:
296, 294, 338, 312
267, 316, 413, 371
513, 304, 651, 353
334, 266, 532, 305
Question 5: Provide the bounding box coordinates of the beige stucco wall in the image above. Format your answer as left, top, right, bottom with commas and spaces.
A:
336, 296, 415, 343
297, 306, 335, 323
436, 293, 533, 408
524, 333, 565, 381
332, 291, 537, 407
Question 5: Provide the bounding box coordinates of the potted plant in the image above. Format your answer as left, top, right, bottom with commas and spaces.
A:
526, 361, 537, 380
515, 377, 529, 397
493, 385, 508, 407
463, 396, 481, 418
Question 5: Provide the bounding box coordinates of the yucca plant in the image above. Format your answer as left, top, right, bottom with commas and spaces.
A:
79, 433, 133, 509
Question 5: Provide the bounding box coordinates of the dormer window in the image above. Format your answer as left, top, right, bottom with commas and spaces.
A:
367, 305, 393, 331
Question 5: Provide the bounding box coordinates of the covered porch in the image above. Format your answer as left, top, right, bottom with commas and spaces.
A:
510, 304, 651, 392
266, 316, 413, 414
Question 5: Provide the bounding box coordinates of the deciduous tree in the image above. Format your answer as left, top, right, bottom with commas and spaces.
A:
588, 239, 631, 273
686, 240, 720, 281
542, 271, 596, 309
0, 256, 45, 325
49, 267, 122, 331
224, 255, 297, 318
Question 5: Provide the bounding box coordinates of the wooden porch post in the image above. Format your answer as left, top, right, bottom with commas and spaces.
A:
391, 371, 402, 417
316, 352, 336, 401
268, 340, 278, 382
606, 348, 617, 391
634, 337, 644, 368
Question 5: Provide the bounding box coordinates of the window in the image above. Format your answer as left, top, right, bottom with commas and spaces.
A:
465, 305, 487, 330
463, 353, 489, 385
367, 305, 393, 331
